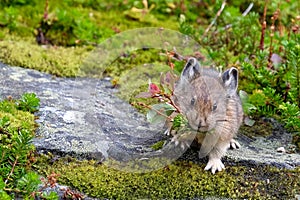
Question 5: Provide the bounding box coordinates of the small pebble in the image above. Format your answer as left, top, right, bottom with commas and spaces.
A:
276, 147, 286, 153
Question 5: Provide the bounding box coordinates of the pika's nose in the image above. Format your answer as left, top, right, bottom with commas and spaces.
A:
198, 118, 207, 128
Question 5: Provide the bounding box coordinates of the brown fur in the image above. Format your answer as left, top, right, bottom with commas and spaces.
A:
173, 58, 243, 174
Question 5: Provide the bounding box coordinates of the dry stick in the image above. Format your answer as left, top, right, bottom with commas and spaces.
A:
219, 3, 254, 31
4, 156, 19, 185
259, 0, 268, 50
43, 0, 49, 20
159, 48, 182, 114
3, 187, 27, 193
162, 93, 181, 114
268, 18, 276, 68
269, 9, 280, 69
202, 0, 227, 39
159, 49, 186, 62
0, 151, 5, 164
166, 48, 175, 69
242, 3, 254, 16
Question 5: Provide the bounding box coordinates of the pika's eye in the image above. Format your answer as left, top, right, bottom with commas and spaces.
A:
191, 97, 196, 105
212, 103, 217, 111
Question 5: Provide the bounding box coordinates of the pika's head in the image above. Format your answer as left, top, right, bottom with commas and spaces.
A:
173, 57, 239, 132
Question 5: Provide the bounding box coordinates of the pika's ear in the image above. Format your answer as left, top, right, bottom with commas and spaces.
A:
222, 67, 238, 93
181, 57, 201, 81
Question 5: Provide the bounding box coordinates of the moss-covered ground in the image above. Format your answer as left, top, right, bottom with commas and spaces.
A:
0, 98, 36, 138
0, 37, 91, 77
35, 155, 300, 199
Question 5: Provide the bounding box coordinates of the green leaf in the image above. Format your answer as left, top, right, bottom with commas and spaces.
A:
0, 116, 10, 127
16, 93, 40, 113
0, 191, 11, 200
172, 114, 188, 129
0, 176, 5, 190
146, 103, 176, 124
17, 172, 41, 194
41, 191, 59, 200
239, 90, 257, 115
0, 177, 10, 199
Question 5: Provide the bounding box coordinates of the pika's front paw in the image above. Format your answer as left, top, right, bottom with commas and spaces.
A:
171, 135, 191, 150
171, 136, 189, 150
230, 139, 241, 149
170, 131, 196, 150
204, 159, 225, 174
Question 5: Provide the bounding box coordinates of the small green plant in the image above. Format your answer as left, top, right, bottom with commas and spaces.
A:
240, 21, 300, 131
0, 93, 61, 199
16, 93, 40, 113
133, 51, 197, 147
135, 73, 179, 125
134, 51, 182, 126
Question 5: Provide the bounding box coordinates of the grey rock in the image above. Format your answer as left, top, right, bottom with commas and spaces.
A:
0, 62, 299, 170
0, 62, 178, 168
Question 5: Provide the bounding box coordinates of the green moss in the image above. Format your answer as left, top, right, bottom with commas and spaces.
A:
0, 99, 36, 134
239, 119, 274, 138
35, 155, 300, 199
151, 140, 165, 150
0, 37, 91, 77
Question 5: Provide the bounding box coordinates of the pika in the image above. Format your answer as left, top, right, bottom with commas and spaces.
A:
172, 57, 243, 174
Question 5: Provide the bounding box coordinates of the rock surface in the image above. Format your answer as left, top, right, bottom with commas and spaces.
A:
1, 62, 300, 170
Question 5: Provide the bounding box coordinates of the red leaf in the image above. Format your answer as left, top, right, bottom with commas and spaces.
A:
149, 82, 160, 95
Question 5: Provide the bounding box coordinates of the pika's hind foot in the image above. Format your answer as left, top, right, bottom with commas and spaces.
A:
230, 139, 241, 149
204, 158, 225, 174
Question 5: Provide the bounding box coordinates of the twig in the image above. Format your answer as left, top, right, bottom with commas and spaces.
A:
159, 49, 186, 62
162, 93, 181, 114
0, 150, 5, 165
242, 3, 254, 16
259, 0, 268, 50
4, 156, 18, 185
202, 0, 227, 39
4, 187, 27, 193
166, 49, 175, 69
222, 3, 254, 31
43, 0, 49, 20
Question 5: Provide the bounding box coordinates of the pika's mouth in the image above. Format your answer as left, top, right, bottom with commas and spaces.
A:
188, 123, 211, 132
197, 126, 210, 132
